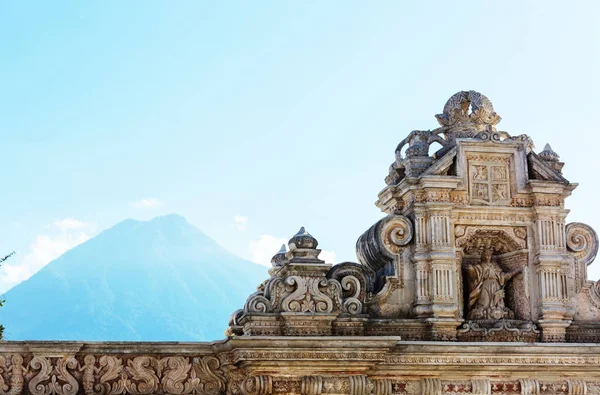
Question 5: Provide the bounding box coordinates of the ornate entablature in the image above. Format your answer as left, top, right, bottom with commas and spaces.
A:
230, 90, 600, 344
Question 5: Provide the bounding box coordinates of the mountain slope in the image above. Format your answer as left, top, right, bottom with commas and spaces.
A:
0, 214, 268, 341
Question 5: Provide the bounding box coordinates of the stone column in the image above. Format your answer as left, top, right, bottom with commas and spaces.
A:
534, 209, 571, 341
413, 209, 432, 318
426, 205, 462, 340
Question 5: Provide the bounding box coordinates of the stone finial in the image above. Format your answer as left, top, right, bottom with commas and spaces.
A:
288, 227, 318, 250
435, 90, 501, 134
271, 244, 288, 268
538, 143, 564, 173
287, 227, 323, 263
539, 143, 560, 162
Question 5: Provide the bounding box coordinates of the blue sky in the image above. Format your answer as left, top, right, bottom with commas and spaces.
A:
1, 1, 600, 292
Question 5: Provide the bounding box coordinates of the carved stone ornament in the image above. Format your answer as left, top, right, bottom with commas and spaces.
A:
0, 353, 227, 395
464, 249, 521, 320
356, 214, 413, 274
226, 90, 600, 347
566, 222, 599, 267
435, 90, 501, 130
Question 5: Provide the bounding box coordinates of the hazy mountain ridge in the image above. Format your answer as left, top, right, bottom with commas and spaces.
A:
0, 214, 268, 341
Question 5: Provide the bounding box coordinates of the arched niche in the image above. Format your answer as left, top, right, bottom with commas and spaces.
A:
456, 226, 531, 321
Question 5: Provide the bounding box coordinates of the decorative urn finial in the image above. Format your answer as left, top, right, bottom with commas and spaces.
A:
271, 244, 288, 268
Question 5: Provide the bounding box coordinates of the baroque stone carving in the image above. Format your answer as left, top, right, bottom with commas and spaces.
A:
465, 249, 522, 320
0, 353, 227, 395
567, 222, 599, 267
456, 226, 526, 255
457, 319, 539, 342
435, 90, 500, 131
227, 90, 600, 346
468, 155, 511, 206
356, 214, 413, 275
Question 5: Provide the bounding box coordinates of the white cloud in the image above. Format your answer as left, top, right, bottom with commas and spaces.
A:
54, 218, 95, 232
249, 234, 336, 267
319, 250, 337, 264
234, 215, 248, 231
0, 219, 96, 293
250, 235, 287, 267
130, 198, 163, 209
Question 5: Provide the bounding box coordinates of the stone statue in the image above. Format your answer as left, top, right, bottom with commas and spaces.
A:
466, 249, 521, 320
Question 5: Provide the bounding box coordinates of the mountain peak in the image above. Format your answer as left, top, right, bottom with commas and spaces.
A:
0, 213, 267, 341
150, 213, 188, 223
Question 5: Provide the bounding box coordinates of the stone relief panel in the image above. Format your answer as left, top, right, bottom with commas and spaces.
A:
467, 155, 511, 206
0, 353, 227, 395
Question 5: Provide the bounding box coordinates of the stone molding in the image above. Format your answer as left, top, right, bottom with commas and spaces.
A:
0, 339, 599, 394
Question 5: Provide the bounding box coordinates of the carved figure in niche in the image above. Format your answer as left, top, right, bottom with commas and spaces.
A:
466, 249, 522, 320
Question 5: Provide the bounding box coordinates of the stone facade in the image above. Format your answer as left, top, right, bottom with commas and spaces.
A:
3, 91, 600, 394
230, 90, 600, 345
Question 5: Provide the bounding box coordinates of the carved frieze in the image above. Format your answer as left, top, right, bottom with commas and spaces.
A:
0, 353, 226, 395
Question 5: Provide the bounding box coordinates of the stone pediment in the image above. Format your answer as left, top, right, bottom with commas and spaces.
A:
527, 150, 569, 184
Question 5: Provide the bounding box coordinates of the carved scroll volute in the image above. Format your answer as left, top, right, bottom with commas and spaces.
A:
327, 263, 369, 315
356, 214, 413, 274
124, 356, 159, 394
29, 356, 79, 395
566, 223, 599, 300
566, 222, 599, 267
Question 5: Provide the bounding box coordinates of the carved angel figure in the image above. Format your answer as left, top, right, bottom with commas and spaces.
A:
466, 249, 521, 320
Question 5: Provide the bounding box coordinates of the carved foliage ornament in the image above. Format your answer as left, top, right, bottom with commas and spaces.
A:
0, 354, 226, 395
